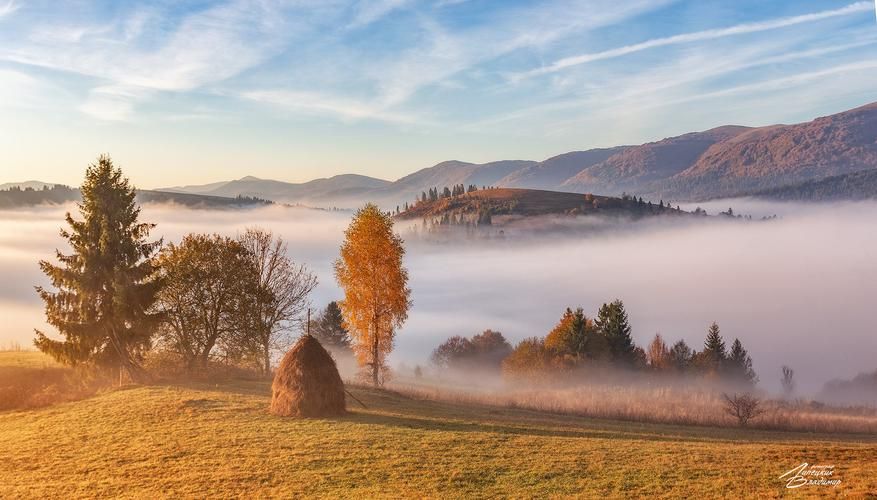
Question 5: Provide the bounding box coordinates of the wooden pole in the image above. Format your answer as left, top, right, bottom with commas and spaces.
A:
306, 307, 311, 337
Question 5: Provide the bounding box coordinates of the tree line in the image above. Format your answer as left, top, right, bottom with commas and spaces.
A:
34, 156, 411, 386
431, 300, 758, 388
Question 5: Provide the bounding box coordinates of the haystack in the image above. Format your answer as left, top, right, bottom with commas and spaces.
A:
270, 335, 346, 417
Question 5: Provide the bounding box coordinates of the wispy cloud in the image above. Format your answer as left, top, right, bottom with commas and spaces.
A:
368, 0, 673, 107
241, 89, 427, 125
0, 1, 17, 19
348, 0, 411, 28
514, 1, 874, 80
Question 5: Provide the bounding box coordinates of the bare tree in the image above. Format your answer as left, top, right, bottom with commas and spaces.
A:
239, 228, 317, 375
722, 392, 766, 427
781, 365, 795, 399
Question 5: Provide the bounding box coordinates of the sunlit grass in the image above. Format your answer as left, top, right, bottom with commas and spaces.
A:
1, 368, 875, 497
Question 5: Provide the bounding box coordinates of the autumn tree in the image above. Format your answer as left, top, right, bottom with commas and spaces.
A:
238, 227, 317, 375
155, 234, 259, 371
646, 334, 670, 371
502, 337, 552, 382
34, 156, 162, 381
334, 203, 411, 386
311, 301, 353, 356
431, 330, 511, 372
544, 307, 605, 366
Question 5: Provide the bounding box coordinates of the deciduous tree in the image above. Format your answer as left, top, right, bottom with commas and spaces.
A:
334, 204, 411, 386
155, 234, 258, 371
238, 227, 317, 375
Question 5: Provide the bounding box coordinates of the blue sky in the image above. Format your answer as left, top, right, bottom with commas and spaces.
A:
0, 0, 875, 187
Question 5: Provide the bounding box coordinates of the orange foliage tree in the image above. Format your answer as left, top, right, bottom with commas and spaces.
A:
334, 204, 411, 386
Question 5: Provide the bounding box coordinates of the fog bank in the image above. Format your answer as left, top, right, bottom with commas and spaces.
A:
1, 200, 875, 395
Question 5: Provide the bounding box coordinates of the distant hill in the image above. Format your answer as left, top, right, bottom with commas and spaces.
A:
397, 188, 686, 222
745, 169, 877, 202
162, 174, 390, 207
159, 101, 877, 206
0, 181, 59, 191
0, 184, 274, 209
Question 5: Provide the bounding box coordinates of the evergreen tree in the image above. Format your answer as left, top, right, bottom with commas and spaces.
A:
595, 299, 636, 364
311, 301, 353, 355
668, 339, 693, 372
34, 156, 162, 380
702, 321, 727, 372
727, 338, 757, 386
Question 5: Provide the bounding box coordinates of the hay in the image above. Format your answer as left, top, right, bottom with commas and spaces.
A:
270, 335, 346, 417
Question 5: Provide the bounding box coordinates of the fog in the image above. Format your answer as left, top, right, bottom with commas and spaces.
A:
1, 200, 876, 395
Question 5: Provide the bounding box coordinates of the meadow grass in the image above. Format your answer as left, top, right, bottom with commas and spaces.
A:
1, 354, 876, 498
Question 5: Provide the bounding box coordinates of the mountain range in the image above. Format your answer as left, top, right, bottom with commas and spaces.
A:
160, 101, 877, 207
7, 101, 876, 208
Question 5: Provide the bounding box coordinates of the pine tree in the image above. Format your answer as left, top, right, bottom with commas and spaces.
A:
595, 299, 636, 364
727, 338, 757, 386
34, 155, 162, 380
702, 321, 727, 373
311, 301, 353, 355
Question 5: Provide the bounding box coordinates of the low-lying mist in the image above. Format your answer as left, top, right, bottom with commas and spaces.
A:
1, 199, 875, 397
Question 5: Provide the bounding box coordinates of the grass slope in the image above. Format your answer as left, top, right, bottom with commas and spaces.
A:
2, 374, 875, 498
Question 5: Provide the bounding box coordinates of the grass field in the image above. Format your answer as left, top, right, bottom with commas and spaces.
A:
1, 352, 875, 498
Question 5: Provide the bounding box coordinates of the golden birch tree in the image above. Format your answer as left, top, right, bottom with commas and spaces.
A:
334, 204, 410, 386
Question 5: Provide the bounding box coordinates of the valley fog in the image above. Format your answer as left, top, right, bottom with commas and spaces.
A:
1, 200, 875, 395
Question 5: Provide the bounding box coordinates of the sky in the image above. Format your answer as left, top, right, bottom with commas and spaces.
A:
0, 0, 876, 188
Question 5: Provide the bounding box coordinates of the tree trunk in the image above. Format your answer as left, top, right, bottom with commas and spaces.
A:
263, 343, 271, 377
372, 327, 380, 387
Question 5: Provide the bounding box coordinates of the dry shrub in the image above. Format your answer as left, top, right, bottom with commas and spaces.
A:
0, 365, 110, 411
390, 379, 877, 434
270, 335, 346, 417
142, 350, 263, 382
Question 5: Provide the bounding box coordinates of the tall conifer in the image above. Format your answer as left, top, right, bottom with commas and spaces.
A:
34, 155, 162, 380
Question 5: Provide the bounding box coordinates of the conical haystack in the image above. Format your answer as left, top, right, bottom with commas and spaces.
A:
270, 335, 346, 417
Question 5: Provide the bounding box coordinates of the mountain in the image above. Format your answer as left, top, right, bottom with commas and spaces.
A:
745, 169, 877, 202
560, 127, 750, 196
498, 148, 627, 190
160, 101, 877, 206
163, 174, 390, 206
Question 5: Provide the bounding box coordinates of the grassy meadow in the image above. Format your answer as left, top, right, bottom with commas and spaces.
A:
1, 352, 875, 498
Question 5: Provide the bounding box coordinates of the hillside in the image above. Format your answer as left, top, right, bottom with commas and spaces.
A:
397, 188, 683, 221
158, 101, 877, 206
745, 169, 877, 202
1, 370, 875, 497
560, 126, 750, 195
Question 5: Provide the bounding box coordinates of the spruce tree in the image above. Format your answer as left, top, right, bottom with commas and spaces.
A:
702, 321, 727, 372
595, 299, 635, 364
311, 301, 353, 354
727, 338, 757, 386
34, 156, 162, 380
